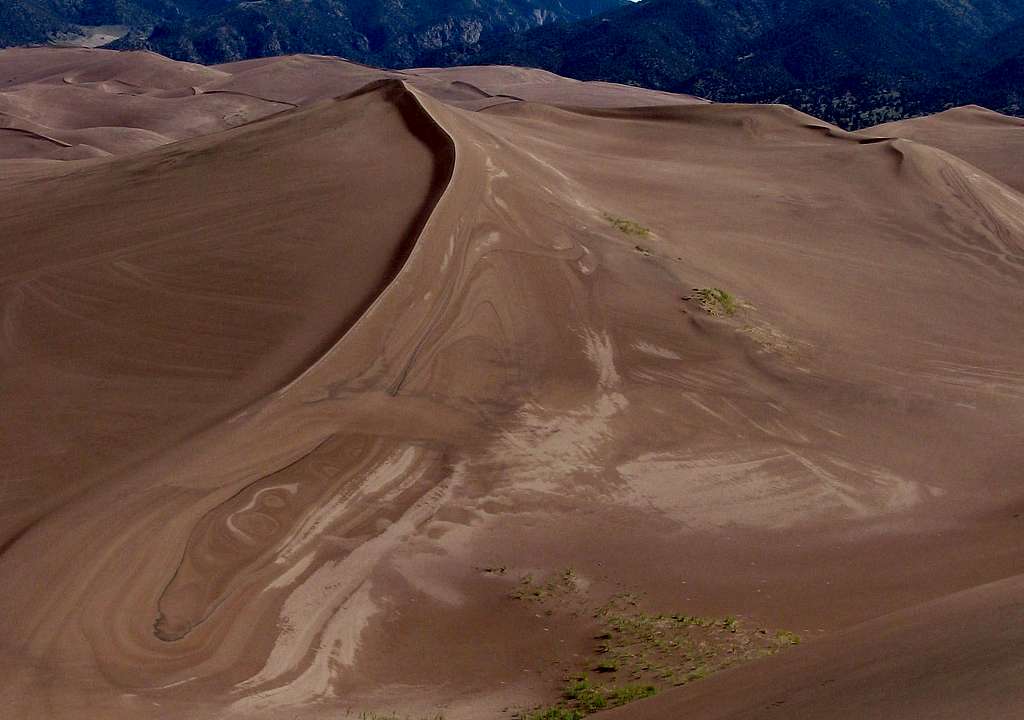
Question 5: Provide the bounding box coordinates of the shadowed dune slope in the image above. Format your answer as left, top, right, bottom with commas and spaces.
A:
0, 78, 453, 554
0, 48, 1022, 720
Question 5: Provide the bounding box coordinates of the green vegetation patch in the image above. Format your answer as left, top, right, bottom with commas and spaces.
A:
691, 287, 739, 316
519, 593, 800, 719
523, 676, 656, 720
603, 213, 651, 237
350, 712, 446, 720
592, 594, 799, 688
775, 630, 801, 646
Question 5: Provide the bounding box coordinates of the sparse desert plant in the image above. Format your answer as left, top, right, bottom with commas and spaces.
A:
603, 212, 651, 237
607, 684, 657, 704
670, 613, 714, 627
353, 712, 446, 720
775, 630, 801, 646
524, 707, 586, 720
692, 287, 738, 316
686, 665, 709, 681
516, 591, 798, 720
564, 675, 608, 712
510, 568, 579, 601
524, 675, 657, 719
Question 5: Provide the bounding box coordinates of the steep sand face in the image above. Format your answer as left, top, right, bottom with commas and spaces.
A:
0, 78, 452, 563
0, 48, 1022, 720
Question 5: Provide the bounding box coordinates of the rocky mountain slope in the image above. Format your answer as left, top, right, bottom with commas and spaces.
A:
0, 0, 625, 65
463, 0, 1024, 127
3, 0, 1022, 124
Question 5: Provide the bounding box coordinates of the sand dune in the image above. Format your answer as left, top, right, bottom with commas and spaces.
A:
603, 572, 1024, 720
0, 49, 708, 160
0, 47, 1022, 720
865, 105, 1024, 192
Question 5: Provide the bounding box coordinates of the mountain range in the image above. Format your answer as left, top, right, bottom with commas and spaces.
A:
458, 0, 1024, 127
0, 0, 626, 66
1, 0, 1023, 128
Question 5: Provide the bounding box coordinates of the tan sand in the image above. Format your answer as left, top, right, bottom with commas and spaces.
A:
0, 46, 1022, 720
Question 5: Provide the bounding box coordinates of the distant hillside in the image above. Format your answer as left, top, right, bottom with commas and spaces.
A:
0, 0, 205, 47
1, 0, 624, 66
2, 0, 1022, 125
0, 0, 68, 46
463, 0, 1024, 127
961, 16, 1024, 115
430, 0, 795, 87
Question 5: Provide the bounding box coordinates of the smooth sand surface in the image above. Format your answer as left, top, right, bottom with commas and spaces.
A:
0, 47, 1022, 719
865, 105, 1024, 192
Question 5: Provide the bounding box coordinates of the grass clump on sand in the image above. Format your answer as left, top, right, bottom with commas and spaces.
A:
525, 707, 585, 720
691, 287, 738, 316
510, 568, 579, 602
603, 212, 651, 237
587, 594, 799, 689
606, 684, 658, 704
351, 713, 446, 720
522, 676, 656, 720
519, 593, 800, 719
775, 630, 802, 646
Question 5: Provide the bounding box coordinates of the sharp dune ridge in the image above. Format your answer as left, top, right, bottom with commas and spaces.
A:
0, 47, 1022, 720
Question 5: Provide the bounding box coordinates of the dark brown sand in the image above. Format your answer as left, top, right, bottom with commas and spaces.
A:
0, 47, 1022, 720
